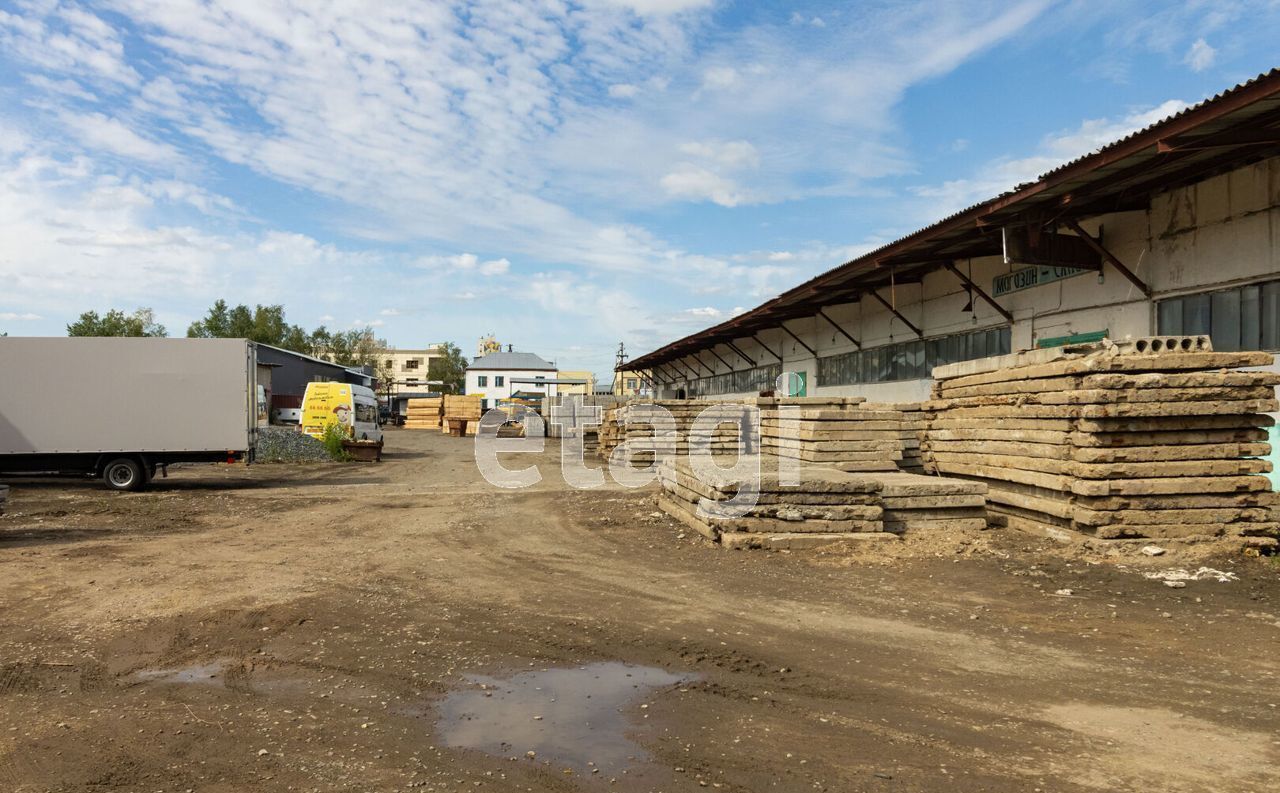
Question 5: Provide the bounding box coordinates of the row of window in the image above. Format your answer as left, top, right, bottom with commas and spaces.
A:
1156, 278, 1280, 352
475, 375, 505, 387
685, 364, 782, 397
817, 326, 1011, 386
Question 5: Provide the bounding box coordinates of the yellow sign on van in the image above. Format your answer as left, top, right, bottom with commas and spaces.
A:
301, 382, 353, 438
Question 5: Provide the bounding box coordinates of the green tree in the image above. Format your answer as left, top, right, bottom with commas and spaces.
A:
67, 308, 167, 337
428, 341, 468, 394
187, 300, 311, 353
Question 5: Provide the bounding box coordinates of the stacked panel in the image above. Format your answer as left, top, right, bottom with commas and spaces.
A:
924, 344, 1278, 542
657, 458, 892, 550
757, 397, 904, 472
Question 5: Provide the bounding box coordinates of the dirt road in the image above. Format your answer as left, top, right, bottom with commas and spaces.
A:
1, 429, 1278, 792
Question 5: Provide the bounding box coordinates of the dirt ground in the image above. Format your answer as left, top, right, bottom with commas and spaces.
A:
1, 428, 1278, 793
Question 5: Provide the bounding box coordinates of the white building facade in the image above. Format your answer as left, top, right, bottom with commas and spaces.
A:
464, 351, 559, 410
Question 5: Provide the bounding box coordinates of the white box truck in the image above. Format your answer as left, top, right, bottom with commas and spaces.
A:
0, 337, 261, 491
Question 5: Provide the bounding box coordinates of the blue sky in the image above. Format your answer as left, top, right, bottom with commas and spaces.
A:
1, 1, 1277, 378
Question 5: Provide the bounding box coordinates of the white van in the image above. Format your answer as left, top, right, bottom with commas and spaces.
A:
300, 382, 384, 443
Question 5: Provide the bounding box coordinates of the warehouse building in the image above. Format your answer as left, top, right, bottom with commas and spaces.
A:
618, 70, 1280, 477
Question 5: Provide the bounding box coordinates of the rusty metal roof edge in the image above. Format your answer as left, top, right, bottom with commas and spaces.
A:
620, 68, 1280, 371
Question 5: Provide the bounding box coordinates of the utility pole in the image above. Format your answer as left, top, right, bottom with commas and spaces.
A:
613, 342, 628, 395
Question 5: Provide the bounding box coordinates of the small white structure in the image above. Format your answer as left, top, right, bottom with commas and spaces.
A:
464, 350, 558, 410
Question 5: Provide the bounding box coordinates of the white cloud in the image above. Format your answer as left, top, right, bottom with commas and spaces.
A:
700, 66, 739, 91
318, 314, 336, 322
608, 83, 639, 98
911, 99, 1190, 216
659, 165, 746, 206
379, 308, 400, 316
415, 252, 510, 276
678, 139, 759, 170
0, 312, 42, 321
767, 251, 794, 261
61, 111, 182, 164
1185, 38, 1215, 72
479, 257, 511, 276
596, 0, 715, 16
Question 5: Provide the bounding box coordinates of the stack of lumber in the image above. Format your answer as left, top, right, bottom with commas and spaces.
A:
875, 472, 987, 533
404, 397, 443, 430
657, 458, 893, 550
443, 394, 483, 437
923, 340, 1278, 542
757, 397, 904, 472
611, 401, 756, 468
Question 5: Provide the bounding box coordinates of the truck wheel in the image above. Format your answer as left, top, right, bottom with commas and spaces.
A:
103, 458, 144, 492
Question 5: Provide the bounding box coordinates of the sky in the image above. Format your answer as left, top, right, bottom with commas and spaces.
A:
1, 0, 1278, 381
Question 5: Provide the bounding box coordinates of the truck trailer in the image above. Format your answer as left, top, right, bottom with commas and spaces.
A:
0, 337, 261, 491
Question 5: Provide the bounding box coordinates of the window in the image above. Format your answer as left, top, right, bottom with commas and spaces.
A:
477, 375, 488, 387
1157, 278, 1280, 352
817, 326, 1010, 387
355, 403, 378, 423
403, 358, 420, 370
495, 376, 504, 386
685, 364, 781, 397
626, 378, 637, 389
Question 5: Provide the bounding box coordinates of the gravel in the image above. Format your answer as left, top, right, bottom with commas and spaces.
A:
256, 426, 333, 463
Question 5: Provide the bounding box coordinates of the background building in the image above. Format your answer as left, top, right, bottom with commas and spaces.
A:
612, 370, 648, 397
465, 349, 558, 410
383, 345, 445, 395
556, 370, 596, 396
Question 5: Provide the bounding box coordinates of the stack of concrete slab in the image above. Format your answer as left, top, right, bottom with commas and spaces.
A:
924, 339, 1279, 542
610, 401, 756, 468
865, 401, 927, 472
876, 472, 988, 533
657, 458, 893, 550
757, 397, 904, 473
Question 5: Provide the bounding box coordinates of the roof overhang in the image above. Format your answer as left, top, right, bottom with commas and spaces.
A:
621, 69, 1280, 373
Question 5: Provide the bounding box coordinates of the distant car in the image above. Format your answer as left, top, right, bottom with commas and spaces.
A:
272, 407, 302, 425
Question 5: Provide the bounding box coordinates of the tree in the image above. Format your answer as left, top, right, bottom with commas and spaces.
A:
428, 341, 468, 394
187, 300, 311, 353
67, 308, 167, 337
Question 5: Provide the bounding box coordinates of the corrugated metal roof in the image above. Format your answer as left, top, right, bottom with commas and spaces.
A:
623, 69, 1280, 372
468, 351, 556, 371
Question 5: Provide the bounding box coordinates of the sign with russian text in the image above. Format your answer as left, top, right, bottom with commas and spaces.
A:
992, 265, 1087, 297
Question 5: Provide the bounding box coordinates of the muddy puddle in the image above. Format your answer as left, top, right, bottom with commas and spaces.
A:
135, 661, 227, 686
132, 659, 312, 697
436, 662, 689, 777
